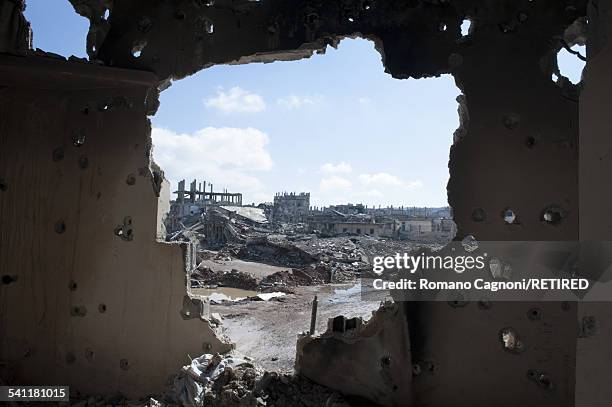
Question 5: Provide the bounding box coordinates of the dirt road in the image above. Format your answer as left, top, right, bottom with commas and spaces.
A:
208, 283, 389, 372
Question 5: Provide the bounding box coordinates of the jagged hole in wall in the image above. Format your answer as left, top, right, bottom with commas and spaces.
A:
555, 44, 586, 84
148, 38, 461, 370
23, 0, 89, 58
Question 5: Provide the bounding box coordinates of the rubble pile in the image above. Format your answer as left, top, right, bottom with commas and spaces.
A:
193, 267, 258, 291
259, 266, 330, 288
237, 235, 317, 267
162, 353, 361, 407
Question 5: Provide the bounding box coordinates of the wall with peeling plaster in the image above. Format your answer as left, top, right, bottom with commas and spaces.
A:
0, 55, 231, 397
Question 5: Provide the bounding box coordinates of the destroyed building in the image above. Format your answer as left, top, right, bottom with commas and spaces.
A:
1, 1, 610, 407
307, 209, 396, 238
272, 191, 310, 223
167, 178, 243, 232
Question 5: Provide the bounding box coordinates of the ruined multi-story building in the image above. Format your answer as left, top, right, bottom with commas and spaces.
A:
272, 192, 310, 223
166, 178, 243, 232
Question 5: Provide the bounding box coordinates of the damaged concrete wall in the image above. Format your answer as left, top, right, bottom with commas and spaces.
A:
576, 1, 612, 406
0, 54, 231, 397
294, 1, 585, 406
1, 0, 605, 404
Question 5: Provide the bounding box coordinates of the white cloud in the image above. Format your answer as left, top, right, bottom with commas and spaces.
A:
320, 162, 352, 174
152, 127, 273, 199
319, 176, 352, 192
277, 95, 318, 109
204, 86, 266, 113
359, 172, 423, 189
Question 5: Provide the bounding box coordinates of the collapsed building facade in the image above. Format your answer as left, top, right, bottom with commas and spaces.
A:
272, 192, 310, 223
0, 0, 610, 406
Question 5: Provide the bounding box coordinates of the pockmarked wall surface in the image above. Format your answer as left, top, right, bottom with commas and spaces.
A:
0, 55, 231, 397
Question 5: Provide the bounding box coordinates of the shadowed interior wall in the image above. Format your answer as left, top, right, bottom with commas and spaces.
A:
0, 55, 230, 397
576, 1, 612, 406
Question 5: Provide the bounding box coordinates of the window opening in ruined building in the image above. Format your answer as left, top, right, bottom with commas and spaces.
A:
149, 38, 460, 370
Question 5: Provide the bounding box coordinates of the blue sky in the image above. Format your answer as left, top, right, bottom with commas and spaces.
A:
25, 0, 586, 207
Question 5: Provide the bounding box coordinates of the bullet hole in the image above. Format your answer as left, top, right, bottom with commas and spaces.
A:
499, 23, 513, 33
461, 234, 478, 252
527, 370, 554, 391
526, 135, 537, 148
120, 358, 130, 370
363, 1, 372, 11
103, 9, 110, 20
517, 12, 528, 23
500, 327, 524, 353
307, 13, 319, 25
71, 305, 87, 317
541, 206, 565, 224
115, 216, 134, 241
137, 16, 152, 33
412, 363, 421, 376
96, 192, 102, 200
66, 352, 76, 365
79, 155, 89, 169
98, 100, 110, 111
471, 208, 486, 222
85, 348, 95, 361
502, 114, 520, 130
53, 146, 65, 162
132, 40, 147, 58
82, 106, 89, 115
202, 342, 213, 351
348, 17, 355, 23
98, 303, 107, 313
2, 275, 17, 285
195, 0, 215, 7
380, 356, 391, 367
55, 220, 66, 234
439, 22, 447, 31
527, 307, 542, 321
581, 315, 599, 337
68, 280, 77, 291
73, 129, 86, 147
551, 72, 559, 82
460, 18, 472, 36
477, 300, 492, 310
503, 209, 516, 224
561, 301, 571, 311
448, 297, 468, 307
0, 178, 7, 191
175, 10, 186, 20
126, 174, 136, 185
205, 20, 214, 34
424, 361, 436, 373
196, 16, 214, 35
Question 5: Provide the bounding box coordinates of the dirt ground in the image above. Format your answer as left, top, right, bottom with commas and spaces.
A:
200, 283, 390, 372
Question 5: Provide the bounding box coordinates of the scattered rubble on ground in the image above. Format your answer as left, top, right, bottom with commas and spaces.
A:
63, 353, 370, 407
